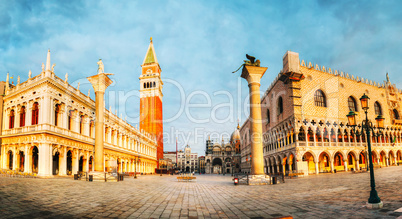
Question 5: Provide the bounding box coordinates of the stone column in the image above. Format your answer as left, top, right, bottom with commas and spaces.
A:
355, 159, 360, 171
315, 162, 319, 174
87, 72, 113, 172
24, 146, 29, 173
85, 151, 89, 172
38, 143, 52, 177
344, 160, 348, 172
330, 160, 334, 173
240, 65, 267, 175
59, 147, 67, 175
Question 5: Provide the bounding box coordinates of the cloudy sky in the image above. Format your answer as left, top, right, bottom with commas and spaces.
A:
1, 0, 402, 155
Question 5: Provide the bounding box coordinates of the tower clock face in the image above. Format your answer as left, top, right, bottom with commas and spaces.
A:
146, 68, 153, 74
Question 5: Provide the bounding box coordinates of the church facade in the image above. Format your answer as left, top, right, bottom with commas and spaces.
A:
0, 45, 159, 177
240, 51, 402, 175
205, 125, 241, 174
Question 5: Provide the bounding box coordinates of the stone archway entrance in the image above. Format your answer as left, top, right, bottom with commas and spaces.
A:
7, 150, 13, 170
186, 166, 190, 172
32, 147, 39, 173
53, 152, 60, 175
89, 156, 93, 172
67, 150, 73, 175
212, 158, 222, 174
79, 156, 84, 172
19, 151, 24, 172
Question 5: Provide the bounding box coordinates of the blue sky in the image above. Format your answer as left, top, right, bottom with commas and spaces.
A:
1, 0, 402, 155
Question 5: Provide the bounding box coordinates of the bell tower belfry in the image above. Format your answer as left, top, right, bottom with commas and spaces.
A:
139, 37, 164, 167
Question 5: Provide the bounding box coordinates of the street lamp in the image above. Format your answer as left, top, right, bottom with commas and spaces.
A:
346, 93, 383, 208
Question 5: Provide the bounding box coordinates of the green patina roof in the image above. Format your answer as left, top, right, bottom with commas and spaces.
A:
144, 47, 155, 64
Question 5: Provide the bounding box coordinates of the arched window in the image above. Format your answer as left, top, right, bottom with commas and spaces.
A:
68, 110, 73, 130
267, 109, 270, 123
54, 104, 60, 126
79, 115, 84, 134
9, 110, 15, 129
314, 89, 326, 107
298, 127, 305, 141
277, 97, 283, 115
90, 120, 94, 137
32, 102, 39, 125
20, 106, 26, 127
153, 82, 156, 87
374, 102, 382, 115
393, 109, 400, 120
348, 96, 357, 112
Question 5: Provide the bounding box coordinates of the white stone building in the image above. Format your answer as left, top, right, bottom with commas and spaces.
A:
0, 50, 158, 177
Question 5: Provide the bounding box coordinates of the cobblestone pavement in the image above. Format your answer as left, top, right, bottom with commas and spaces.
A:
1, 166, 402, 219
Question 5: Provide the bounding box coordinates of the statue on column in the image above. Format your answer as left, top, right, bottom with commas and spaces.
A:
232, 54, 261, 73
97, 59, 105, 74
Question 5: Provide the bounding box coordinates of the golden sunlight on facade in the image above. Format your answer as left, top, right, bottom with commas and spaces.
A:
0, 50, 158, 177
240, 51, 402, 175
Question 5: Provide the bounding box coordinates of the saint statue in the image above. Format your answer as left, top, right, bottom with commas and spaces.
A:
97, 59, 105, 74
65, 72, 68, 82
17, 76, 20, 84
77, 82, 80, 90
28, 70, 32, 78
41, 63, 45, 71
52, 64, 56, 72
386, 72, 390, 83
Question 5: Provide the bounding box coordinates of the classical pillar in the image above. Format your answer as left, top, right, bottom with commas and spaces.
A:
355, 159, 360, 171
87, 71, 113, 172
344, 160, 348, 172
315, 162, 319, 174
240, 65, 267, 175
85, 151, 89, 172
59, 147, 67, 175
72, 150, 79, 174
24, 146, 29, 173
386, 157, 389, 167
38, 143, 52, 177
330, 160, 334, 173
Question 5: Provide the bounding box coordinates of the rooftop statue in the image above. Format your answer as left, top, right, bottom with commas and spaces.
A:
232, 54, 261, 73
97, 59, 105, 74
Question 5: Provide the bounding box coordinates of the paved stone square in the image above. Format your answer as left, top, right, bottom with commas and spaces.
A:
1, 166, 402, 218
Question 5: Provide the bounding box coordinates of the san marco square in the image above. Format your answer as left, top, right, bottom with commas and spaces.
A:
0, 166, 401, 218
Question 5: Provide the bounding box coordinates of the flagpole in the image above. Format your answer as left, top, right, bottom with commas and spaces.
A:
176, 138, 178, 171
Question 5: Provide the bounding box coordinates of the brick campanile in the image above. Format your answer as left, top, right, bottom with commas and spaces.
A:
139, 37, 164, 168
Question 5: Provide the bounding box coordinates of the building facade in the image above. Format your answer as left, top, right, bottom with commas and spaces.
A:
139, 38, 164, 167
240, 51, 402, 176
0, 50, 158, 177
163, 151, 177, 169
205, 125, 241, 174
180, 145, 198, 173
198, 156, 205, 173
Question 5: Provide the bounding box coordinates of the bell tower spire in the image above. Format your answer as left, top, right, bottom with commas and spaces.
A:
139, 37, 164, 168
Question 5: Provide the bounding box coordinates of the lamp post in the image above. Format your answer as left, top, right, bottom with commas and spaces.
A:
346, 93, 384, 208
